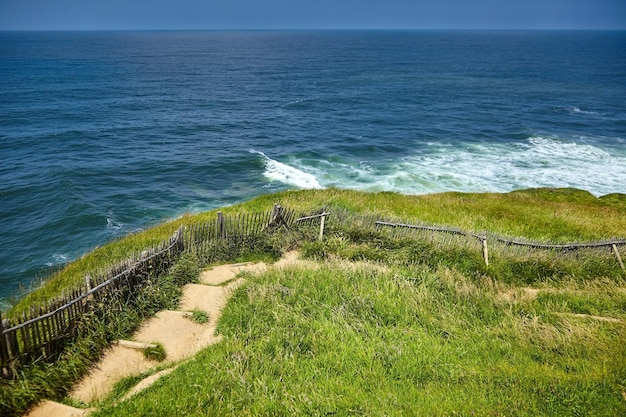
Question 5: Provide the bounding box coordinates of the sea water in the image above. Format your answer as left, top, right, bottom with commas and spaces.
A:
1, 30, 625, 306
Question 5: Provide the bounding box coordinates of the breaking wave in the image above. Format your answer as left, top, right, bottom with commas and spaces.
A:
251, 150, 324, 190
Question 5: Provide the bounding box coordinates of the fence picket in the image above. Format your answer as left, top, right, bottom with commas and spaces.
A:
0, 313, 9, 363
32, 320, 42, 355
613, 244, 626, 273
4, 319, 18, 359
39, 307, 48, 356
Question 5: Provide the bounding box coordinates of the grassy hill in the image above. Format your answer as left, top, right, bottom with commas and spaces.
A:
3, 187, 626, 416
95, 259, 626, 416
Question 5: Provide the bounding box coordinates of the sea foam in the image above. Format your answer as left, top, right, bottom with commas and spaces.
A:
46, 253, 70, 267
568, 106, 599, 115
106, 217, 123, 231
291, 136, 625, 197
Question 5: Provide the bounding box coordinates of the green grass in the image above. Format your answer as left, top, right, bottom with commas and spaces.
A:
301, 224, 625, 286
4, 187, 626, 416
93, 259, 626, 416
0, 254, 199, 417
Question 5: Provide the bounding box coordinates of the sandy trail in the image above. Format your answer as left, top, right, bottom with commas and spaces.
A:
24, 254, 304, 417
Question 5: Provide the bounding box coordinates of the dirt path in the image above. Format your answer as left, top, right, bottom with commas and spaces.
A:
23, 254, 302, 417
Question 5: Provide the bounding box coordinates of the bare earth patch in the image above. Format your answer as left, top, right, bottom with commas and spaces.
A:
23, 400, 93, 417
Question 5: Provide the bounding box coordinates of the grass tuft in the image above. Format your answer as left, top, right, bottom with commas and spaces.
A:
142, 343, 166, 362
189, 309, 209, 324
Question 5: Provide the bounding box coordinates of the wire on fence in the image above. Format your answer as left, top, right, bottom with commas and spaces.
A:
375, 220, 626, 269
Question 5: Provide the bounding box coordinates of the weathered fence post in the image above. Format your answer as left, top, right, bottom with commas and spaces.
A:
175, 226, 184, 252
0, 312, 9, 365
265, 204, 290, 231
319, 213, 326, 241
217, 211, 225, 239
481, 236, 489, 267
3, 319, 18, 361
84, 275, 92, 292
271, 204, 282, 226
0, 314, 13, 379
612, 244, 626, 273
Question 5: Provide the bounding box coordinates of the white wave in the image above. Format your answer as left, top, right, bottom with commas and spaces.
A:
251, 150, 323, 189
401, 136, 624, 195
284, 98, 313, 107
568, 106, 598, 115
106, 217, 123, 230
303, 136, 625, 197
526, 136, 611, 161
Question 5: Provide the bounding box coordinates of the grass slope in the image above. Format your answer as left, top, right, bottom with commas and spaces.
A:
94, 260, 626, 416
4, 187, 626, 416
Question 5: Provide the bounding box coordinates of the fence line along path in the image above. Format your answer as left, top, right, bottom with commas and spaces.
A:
0, 204, 311, 377
2, 205, 625, 378
0, 228, 184, 378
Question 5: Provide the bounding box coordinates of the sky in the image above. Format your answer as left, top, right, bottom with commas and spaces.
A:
0, 0, 625, 30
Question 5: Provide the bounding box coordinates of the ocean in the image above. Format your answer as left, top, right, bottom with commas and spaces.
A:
1, 30, 625, 306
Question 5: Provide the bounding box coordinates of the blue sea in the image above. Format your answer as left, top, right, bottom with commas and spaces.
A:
1, 30, 625, 307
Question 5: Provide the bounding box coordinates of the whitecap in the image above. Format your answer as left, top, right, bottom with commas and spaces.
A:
54, 253, 69, 263
300, 136, 625, 197
567, 106, 599, 115
106, 217, 123, 230
526, 136, 611, 161
392, 136, 625, 196
284, 98, 312, 107
251, 150, 323, 189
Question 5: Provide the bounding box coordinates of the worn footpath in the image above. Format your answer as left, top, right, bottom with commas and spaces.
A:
24, 253, 303, 417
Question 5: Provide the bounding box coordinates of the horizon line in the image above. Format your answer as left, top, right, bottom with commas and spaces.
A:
2, 27, 625, 32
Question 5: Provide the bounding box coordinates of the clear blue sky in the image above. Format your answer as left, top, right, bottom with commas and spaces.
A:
0, 0, 624, 30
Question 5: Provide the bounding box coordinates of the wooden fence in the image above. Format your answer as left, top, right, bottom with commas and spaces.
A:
0, 204, 306, 377
0, 228, 184, 377
184, 204, 296, 244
